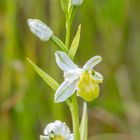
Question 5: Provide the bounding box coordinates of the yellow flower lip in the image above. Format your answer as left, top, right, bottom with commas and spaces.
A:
76, 71, 99, 102
54, 136, 65, 140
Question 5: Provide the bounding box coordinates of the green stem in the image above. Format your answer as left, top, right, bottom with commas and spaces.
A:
65, 20, 71, 49
65, 5, 77, 49
64, 3, 80, 140
70, 94, 80, 140
51, 35, 68, 53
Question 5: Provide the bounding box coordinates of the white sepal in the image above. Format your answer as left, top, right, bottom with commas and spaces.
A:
28, 19, 53, 41
55, 51, 79, 72
83, 56, 102, 70
72, 0, 83, 6
64, 68, 83, 81
55, 80, 78, 103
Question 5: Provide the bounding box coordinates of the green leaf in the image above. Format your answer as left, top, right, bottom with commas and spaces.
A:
80, 102, 88, 140
69, 24, 81, 59
60, 0, 69, 14
27, 58, 59, 91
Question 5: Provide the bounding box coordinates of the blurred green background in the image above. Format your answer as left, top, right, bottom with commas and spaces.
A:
0, 0, 140, 140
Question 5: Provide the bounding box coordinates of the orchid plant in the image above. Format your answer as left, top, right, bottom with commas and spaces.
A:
27, 0, 103, 140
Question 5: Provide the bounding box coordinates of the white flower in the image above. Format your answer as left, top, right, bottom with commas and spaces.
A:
28, 19, 53, 41
55, 51, 103, 103
72, 0, 83, 6
40, 120, 73, 140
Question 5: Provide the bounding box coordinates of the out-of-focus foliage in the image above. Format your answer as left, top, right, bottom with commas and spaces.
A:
0, 0, 140, 140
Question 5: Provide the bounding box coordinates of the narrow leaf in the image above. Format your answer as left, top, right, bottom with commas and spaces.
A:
80, 102, 88, 140
69, 24, 81, 59
27, 58, 59, 91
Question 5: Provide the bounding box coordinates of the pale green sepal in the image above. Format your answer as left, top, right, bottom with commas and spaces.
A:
55, 80, 78, 103
28, 19, 53, 41
80, 102, 88, 140
72, 0, 83, 6
27, 58, 59, 91
55, 51, 79, 72
69, 24, 81, 60
40, 135, 49, 140
83, 56, 102, 70
51, 35, 68, 53
92, 71, 103, 83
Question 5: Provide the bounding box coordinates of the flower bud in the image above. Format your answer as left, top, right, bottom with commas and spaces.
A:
72, 0, 83, 6
28, 19, 53, 41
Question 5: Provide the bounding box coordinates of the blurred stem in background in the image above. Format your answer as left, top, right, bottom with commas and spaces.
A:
0, 0, 18, 139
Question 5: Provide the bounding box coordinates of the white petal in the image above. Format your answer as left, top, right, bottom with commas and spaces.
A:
44, 120, 72, 139
40, 135, 49, 140
55, 51, 79, 72
28, 19, 53, 41
92, 71, 103, 83
83, 56, 102, 70
67, 134, 74, 140
54, 80, 78, 103
72, 0, 83, 6
44, 122, 56, 135
64, 68, 82, 81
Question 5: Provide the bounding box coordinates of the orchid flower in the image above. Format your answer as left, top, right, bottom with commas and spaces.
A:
40, 120, 74, 140
55, 51, 103, 103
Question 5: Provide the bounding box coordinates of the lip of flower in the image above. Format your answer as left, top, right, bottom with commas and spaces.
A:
40, 120, 73, 140
54, 51, 103, 103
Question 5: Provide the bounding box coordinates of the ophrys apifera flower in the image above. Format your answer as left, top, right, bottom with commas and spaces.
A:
55, 51, 103, 103
40, 120, 73, 140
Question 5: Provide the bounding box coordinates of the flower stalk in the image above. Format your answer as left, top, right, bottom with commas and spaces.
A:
64, 2, 80, 139
70, 94, 80, 140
